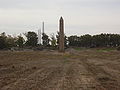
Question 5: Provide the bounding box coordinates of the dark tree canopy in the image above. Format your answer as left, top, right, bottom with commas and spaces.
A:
0, 33, 7, 49
16, 35, 25, 47
0, 32, 17, 49
25, 32, 38, 47
68, 34, 120, 48
42, 33, 50, 46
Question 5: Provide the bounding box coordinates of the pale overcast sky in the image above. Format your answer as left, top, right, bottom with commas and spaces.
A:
0, 0, 120, 36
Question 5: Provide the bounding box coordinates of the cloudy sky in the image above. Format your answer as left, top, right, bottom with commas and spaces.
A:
0, 0, 120, 36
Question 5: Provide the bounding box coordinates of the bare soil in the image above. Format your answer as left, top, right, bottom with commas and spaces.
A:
0, 49, 120, 90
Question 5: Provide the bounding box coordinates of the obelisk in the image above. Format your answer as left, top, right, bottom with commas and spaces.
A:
59, 17, 65, 52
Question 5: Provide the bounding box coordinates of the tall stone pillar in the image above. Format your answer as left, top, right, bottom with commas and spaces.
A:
59, 17, 65, 52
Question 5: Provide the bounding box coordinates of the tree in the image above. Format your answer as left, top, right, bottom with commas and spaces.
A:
80, 34, 92, 47
16, 35, 25, 47
56, 32, 60, 45
6, 35, 17, 48
50, 33, 56, 47
42, 33, 50, 46
64, 35, 68, 47
68, 35, 79, 47
0, 32, 7, 49
25, 31, 38, 47
0, 32, 18, 49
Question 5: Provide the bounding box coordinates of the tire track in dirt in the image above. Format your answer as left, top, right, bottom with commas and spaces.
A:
1, 60, 64, 90
87, 59, 120, 84
0, 59, 53, 89
44, 59, 105, 90
58, 60, 106, 90
60, 62, 81, 90
36, 60, 72, 90
35, 59, 107, 90
53, 61, 75, 90
73, 60, 105, 90
81, 59, 120, 90
1, 67, 58, 90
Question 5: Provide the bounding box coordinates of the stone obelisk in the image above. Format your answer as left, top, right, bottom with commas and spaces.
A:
59, 17, 65, 52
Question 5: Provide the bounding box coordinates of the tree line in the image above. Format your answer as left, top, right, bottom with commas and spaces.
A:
0, 32, 120, 50
68, 34, 120, 47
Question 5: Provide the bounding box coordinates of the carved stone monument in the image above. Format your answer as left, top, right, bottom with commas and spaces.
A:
59, 17, 65, 52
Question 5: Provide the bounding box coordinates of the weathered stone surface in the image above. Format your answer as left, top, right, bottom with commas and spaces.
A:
59, 17, 65, 52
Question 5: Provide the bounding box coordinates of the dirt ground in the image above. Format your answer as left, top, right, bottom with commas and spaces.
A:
0, 49, 120, 90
